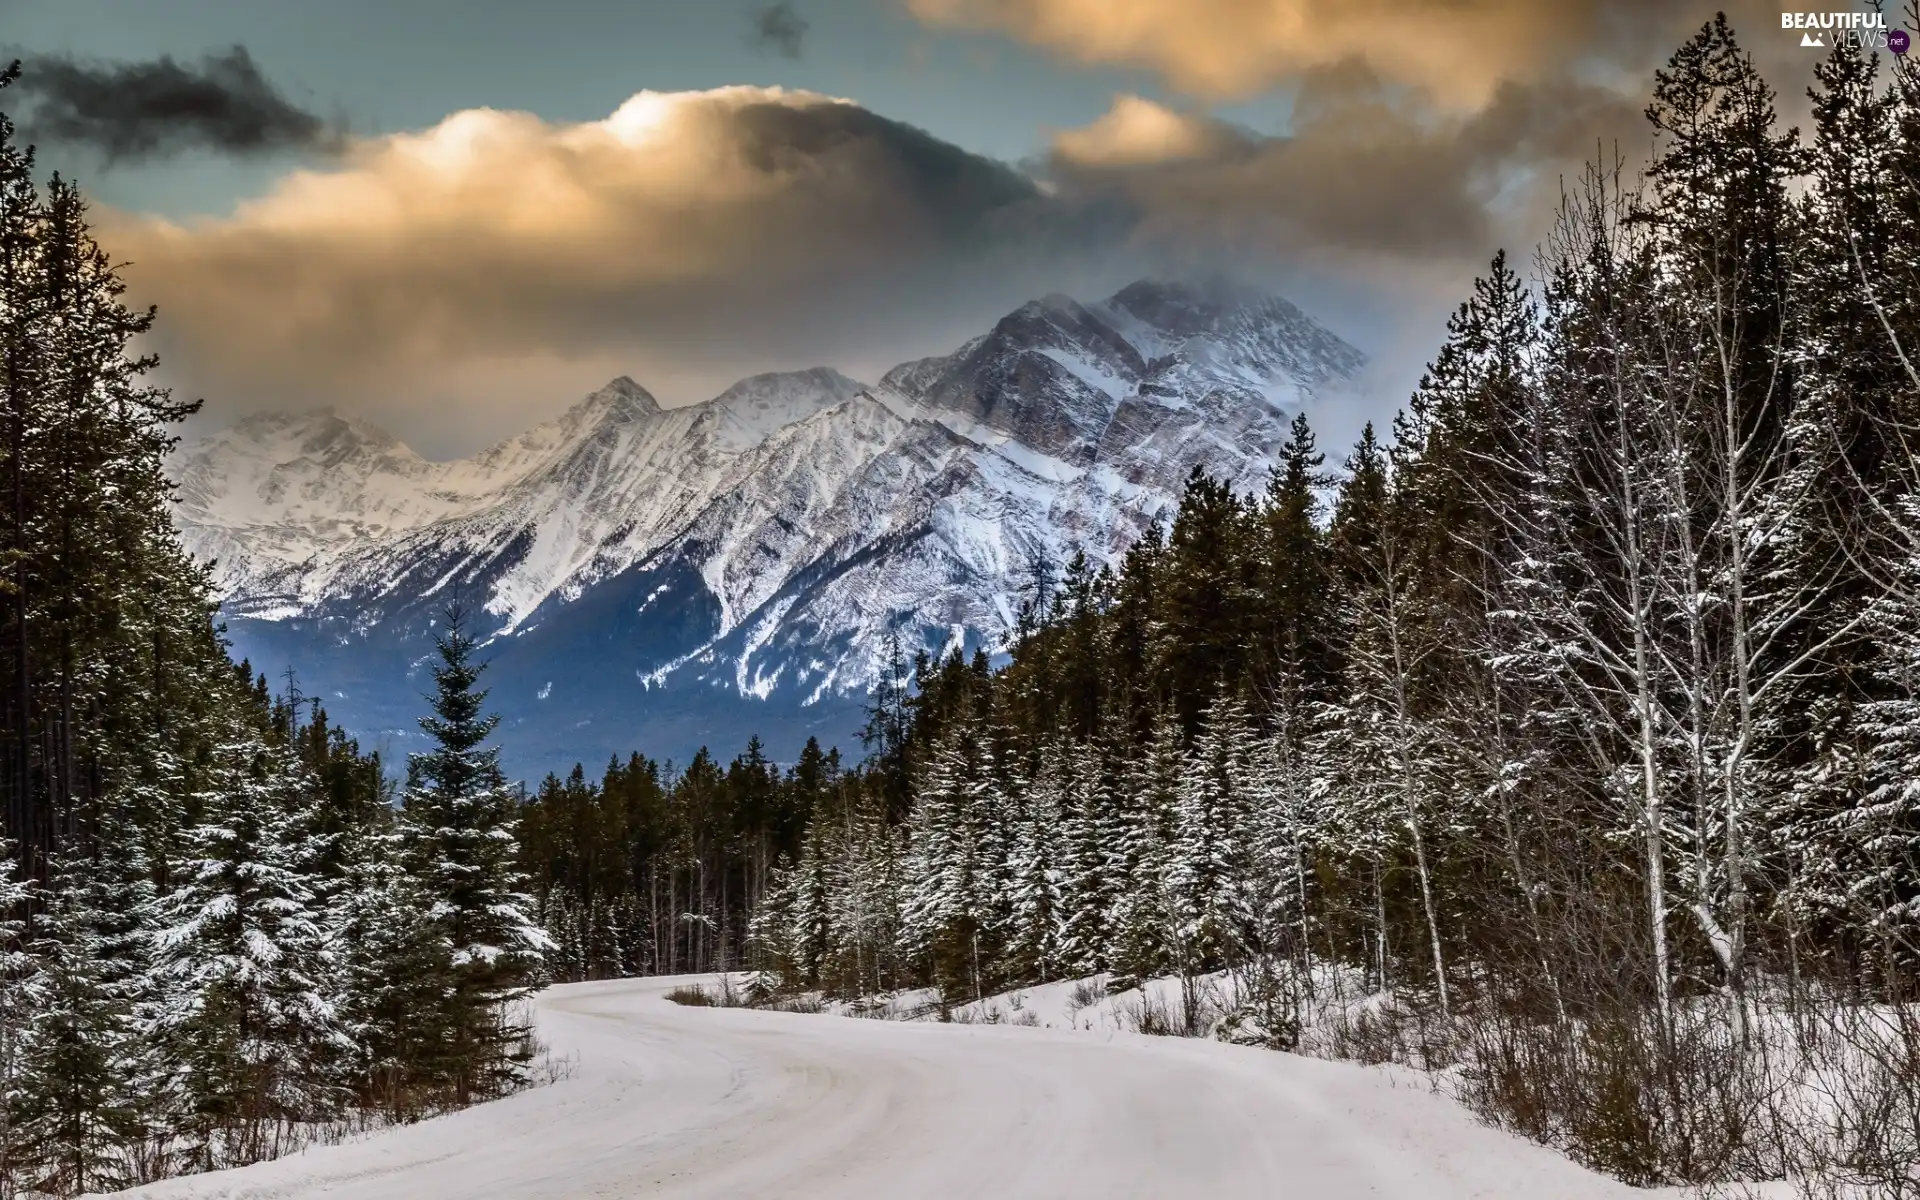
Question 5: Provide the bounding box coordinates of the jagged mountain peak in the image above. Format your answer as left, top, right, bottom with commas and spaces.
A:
1095, 277, 1366, 394
988, 292, 1113, 346
873, 277, 1362, 463
176, 282, 1366, 773
586, 375, 663, 418
689, 368, 864, 454
700, 367, 866, 444
549, 375, 664, 437
457, 376, 667, 481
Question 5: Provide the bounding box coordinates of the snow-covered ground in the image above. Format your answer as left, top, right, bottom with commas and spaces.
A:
105, 974, 1727, 1199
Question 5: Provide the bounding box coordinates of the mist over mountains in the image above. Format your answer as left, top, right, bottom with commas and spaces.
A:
172, 279, 1365, 779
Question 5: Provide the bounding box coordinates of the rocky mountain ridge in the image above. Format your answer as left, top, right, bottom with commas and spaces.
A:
173, 280, 1365, 775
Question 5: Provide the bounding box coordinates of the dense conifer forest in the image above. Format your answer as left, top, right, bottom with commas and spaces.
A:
518, 19, 1920, 1190
0, 64, 549, 1196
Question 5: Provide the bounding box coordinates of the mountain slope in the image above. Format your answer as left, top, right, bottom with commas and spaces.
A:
174, 281, 1364, 776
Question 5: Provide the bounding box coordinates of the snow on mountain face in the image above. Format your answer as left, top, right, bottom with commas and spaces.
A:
173, 282, 1362, 774
172, 378, 664, 602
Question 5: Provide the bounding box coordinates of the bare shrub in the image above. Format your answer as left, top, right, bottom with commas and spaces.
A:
664, 984, 716, 1007
1748, 998, 1920, 1199
1317, 1003, 1414, 1067
1222, 957, 1305, 1050
1066, 977, 1109, 1014
1457, 998, 1784, 1188
1117, 974, 1231, 1038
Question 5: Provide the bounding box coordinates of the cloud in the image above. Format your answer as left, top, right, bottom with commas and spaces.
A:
907, 0, 1783, 107
1050, 95, 1241, 167
6, 45, 339, 162
106, 88, 1125, 446
1046, 76, 1642, 269
747, 2, 810, 59
908, 0, 1574, 105
103, 5, 1805, 455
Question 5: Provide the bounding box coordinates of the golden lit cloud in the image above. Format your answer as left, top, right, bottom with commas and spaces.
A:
909, 0, 1593, 106
1050, 95, 1240, 167
104, 87, 1098, 442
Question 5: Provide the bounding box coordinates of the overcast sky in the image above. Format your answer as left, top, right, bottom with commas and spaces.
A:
0, 0, 1852, 458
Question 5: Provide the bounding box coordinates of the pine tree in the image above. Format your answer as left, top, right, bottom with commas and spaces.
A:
1056, 744, 1115, 975
1004, 749, 1064, 984
0, 843, 37, 1185
824, 800, 904, 997
900, 726, 968, 979
12, 857, 145, 1195
1325, 423, 1456, 1013
1157, 469, 1254, 727
1109, 706, 1182, 982
898, 717, 1006, 999
148, 741, 343, 1170
1168, 691, 1257, 973
1258, 413, 1336, 698
330, 822, 445, 1117
786, 822, 835, 986
1246, 674, 1318, 975
1774, 39, 1920, 951
400, 605, 550, 1105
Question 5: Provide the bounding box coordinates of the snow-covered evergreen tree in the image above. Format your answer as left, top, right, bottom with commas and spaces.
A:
899, 719, 1005, 997
330, 823, 446, 1117
11, 855, 147, 1195
1004, 749, 1064, 983
1056, 744, 1115, 974
1168, 692, 1258, 972
400, 605, 551, 1105
0, 845, 37, 1185
1245, 691, 1318, 975
783, 822, 835, 986
147, 742, 344, 1170
1109, 708, 1182, 982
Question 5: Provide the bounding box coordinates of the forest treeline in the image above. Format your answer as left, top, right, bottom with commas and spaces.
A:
0, 64, 549, 1197
517, 738, 835, 981
517, 20, 1920, 1190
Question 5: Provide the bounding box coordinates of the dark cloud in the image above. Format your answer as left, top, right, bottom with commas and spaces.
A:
746, 3, 809, 60
1046, 74, 1645, 269
7, 45, 338, 162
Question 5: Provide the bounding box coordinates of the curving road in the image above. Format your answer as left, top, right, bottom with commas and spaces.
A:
114, 975, 1652, 1199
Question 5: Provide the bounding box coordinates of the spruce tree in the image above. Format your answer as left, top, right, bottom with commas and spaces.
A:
1259, 414, 1335, 697
1056, 744, 1114, 975
1168, 692, 1257, 972
148, 742, 343, 1170
1775, 39, 1919, 944
0, 844, 36, 1184
400, 605, 550, 1105
12, 858, 144, 1195
1004, 750, 1064, 984
1109, 706, 1183, 982
330, 822, 444, 1117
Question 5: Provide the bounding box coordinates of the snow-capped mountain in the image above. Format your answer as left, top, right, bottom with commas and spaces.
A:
174, 281, 1364, 776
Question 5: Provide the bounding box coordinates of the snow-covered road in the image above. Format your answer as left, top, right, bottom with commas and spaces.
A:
113, 975, 1655, 1199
